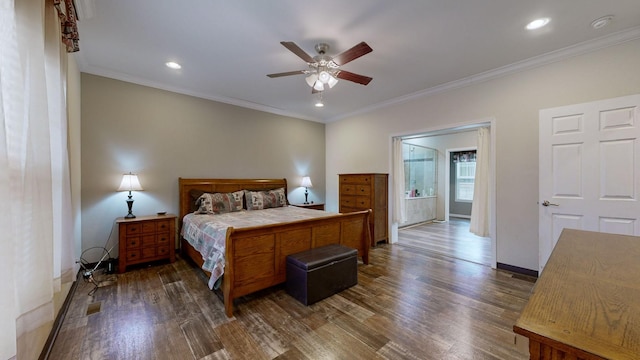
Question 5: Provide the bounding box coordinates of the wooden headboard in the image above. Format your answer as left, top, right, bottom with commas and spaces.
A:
178, 178, 288, 226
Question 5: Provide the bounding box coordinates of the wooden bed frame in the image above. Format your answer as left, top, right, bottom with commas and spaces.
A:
178, 178, 371, 317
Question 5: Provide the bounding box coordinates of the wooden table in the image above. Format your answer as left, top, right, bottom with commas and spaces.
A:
513, 229, 640, 359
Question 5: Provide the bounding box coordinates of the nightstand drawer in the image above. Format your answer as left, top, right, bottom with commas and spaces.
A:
126, 223, 142, 235
157, 220, 171, 232
157, 233, 170, 245
141, 234, 156, 246
141, 247, 157, 259
157, 246, 170, 256
126, 250, 141, 262
127, 237, 141, 248
142, 222, 156, 233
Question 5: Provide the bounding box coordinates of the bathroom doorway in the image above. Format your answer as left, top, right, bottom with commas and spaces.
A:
393, 120, 495, 268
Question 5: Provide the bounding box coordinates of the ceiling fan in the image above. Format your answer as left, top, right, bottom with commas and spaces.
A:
267, 41, 373, 93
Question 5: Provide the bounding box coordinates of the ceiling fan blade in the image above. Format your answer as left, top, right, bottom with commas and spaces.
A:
331, 42, 373, 66
280, 41, 315, 63
336, 70, 372, 85
267, 70, 306, 78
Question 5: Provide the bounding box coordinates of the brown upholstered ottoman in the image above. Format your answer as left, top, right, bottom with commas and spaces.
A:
286, 244, 358, 305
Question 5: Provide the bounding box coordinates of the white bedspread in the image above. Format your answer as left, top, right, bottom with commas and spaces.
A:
181, 206, 336, 289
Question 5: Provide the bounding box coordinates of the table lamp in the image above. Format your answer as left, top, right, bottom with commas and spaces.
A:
301, 176, 313, 204
118, 172, 143, 218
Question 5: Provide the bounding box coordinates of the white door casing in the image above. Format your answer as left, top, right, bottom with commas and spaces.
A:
539, 94, 640, 272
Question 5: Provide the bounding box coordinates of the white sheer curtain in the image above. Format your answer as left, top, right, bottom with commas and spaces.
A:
392, 138, 406, 225
470, 127, 490, 237
1, 0, 74, 358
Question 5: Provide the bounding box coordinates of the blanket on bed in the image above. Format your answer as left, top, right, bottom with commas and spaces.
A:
181, 206, 336, 289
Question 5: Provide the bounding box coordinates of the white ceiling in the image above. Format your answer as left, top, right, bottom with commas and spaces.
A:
74, 0, 640, 123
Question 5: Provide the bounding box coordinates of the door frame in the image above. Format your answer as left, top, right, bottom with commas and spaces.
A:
389, 118, 497, 269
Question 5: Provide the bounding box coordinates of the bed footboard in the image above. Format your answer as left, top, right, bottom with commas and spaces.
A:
222, 210, 370, 317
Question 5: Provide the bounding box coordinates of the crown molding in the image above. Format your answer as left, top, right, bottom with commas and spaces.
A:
327, 26, 640, 123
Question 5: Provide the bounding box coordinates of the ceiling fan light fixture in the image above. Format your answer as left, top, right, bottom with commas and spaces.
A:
327, 75, 338, 88
318, 70, 331, 83
305, 74, 318, 87
313, 81, 324, 91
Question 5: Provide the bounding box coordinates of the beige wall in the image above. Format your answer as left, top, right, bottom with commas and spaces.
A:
80, 74, 325, 261
326, 39, 640, 271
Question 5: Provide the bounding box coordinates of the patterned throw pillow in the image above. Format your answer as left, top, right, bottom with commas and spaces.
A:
195, 191, 244, 214
245, 187, 287, 210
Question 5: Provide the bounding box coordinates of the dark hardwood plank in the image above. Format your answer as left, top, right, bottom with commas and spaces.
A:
48, 244, 534, 359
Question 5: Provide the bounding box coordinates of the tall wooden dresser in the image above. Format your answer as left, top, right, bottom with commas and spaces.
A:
339, 173, 388, 246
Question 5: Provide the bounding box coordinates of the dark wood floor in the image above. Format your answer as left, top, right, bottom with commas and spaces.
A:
48, 244, 535, 359
398, 218, 492, 266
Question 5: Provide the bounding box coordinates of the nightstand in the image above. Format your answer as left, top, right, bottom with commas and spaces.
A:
291, 203, 325, 211
116, 214, 176, 273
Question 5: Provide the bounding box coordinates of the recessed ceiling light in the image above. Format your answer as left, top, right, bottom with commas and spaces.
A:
315, 101, 324, 108
591, 15, 613, 30
165, 61, 181, 70
526, 18, 550, 30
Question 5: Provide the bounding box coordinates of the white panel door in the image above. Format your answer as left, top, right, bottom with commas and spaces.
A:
539, 94, 640, 272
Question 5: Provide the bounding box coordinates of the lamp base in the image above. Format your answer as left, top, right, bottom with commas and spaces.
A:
125, 197, 136, 219
304, 188, 309, 204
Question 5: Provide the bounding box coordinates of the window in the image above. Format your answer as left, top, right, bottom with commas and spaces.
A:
456, 161, 475, 202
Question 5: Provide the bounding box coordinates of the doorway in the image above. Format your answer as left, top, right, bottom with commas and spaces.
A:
398, 218, 492, 266
391, 119, 496, 268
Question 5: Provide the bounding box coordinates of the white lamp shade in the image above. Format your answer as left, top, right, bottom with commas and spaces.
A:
301, 176, 313, 188
327, 75, 338, 88
313, 81, 324, 91
117, 173, 143, 191
318, 70, 330, 83
305, 74, 318, 87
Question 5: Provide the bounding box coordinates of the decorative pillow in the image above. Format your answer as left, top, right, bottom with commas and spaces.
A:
195, 191, 244, 214
244, 187, 287, 210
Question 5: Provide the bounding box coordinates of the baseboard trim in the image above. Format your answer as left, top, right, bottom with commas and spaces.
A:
497, 262, 538, 278
39, 272, 81, 360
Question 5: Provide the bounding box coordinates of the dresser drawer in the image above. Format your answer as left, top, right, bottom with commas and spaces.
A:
339, 174, 372, 184
340, 184, 371, 196
340, 196, 371, 209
